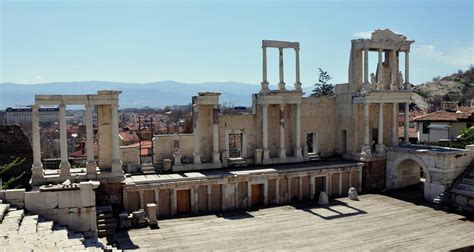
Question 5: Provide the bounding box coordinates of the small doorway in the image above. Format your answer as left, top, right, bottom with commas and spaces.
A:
177, 189, 191, 214
306, 132, 318, 154
341, 130, 347, 153
229, 133, 243, 158
251, 184, 264, 206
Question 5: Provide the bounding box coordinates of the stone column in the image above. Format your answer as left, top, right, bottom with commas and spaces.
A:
59, 104, 71, 177
111, 103, 122, 173
294, 47, 302, 91
361, 103, 371, 157
295, 103, 302, 158
279, 104, 286, 158
376, 103, 385, 153
391, 50, 397, 90
278, 48, 286, 91
392, 103, 398, 145
212, 106, 220, 164
405, 50, 410, 90
85, 104, 96, 175
31, 105, 44, 179
261, 46, 269, 92
275, 178, 280, 204
377, 49, 383, 89
193, 104, 201, 164
404, 102, 410, 144
262, 104, 270, 160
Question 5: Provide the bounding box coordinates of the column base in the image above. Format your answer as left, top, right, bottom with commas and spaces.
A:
376, 144, 385, 154
86, 161, 97, 175
279, 148, 286, 158
278, 82, 286, 91
294, 82, 302, 92
260, 81, 270, 94
212, 152, 221, 164
173, 152, 182, 166
193, 153, 201, 164
59, 161, 71, 177
360, 144, 372, 160
361, 83, 371, 94
31, 163, 44, 179
263, 149, 270, 160
390, 83, 399, 91
111, 159, 123, 174
295, 147, 303, 158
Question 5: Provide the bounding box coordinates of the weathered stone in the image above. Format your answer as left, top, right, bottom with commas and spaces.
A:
456, 195, 468, 207
146, 203, 158, 226
348, 187, 358, 200
318, 191, 329, 205
25, 191, 58, 210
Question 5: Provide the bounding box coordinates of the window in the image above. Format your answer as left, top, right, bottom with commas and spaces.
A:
422, 123, 430, 134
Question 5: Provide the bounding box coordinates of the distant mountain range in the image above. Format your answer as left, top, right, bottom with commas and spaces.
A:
0, 81, 314, 109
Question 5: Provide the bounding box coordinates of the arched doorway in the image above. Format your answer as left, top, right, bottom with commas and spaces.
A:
390, 157, 431, 201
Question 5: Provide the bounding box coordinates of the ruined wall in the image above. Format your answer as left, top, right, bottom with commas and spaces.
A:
362, 159, 386, 192
218, 114, 257, 159
197, 105, 213, 162
301, 96, 337, 156
153, 134, 194, 164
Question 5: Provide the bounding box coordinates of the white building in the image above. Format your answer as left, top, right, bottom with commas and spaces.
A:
414, 107, 474, 143
5, 106, 59, 124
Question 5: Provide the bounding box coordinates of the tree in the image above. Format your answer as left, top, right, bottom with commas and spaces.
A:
311, 68, 335, 97
0, 157, 26, 189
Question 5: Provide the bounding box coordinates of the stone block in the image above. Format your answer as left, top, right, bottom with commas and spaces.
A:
5, 189, 25, 201
318, 191, 329, 205
163, 159, 172, 172
348, 187, 358, 200
0, 190, 5, 200
58, 190, 82, 208
146, 203, 157, 226
456, 195, 468, 207
25, 191, 58, 210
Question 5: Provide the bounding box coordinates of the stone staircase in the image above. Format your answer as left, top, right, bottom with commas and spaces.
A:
448, 161, 474, 213
229, 157, 248, 167
97, 205, 117, 238
141, 163, 156, 174
0, 200, 103, 251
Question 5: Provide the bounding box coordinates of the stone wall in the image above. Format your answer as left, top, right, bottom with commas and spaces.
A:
0, 181, 99, 236
362, 159, 386, 192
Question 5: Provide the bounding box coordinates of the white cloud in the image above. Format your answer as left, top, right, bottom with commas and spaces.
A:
413, 44, 474, 67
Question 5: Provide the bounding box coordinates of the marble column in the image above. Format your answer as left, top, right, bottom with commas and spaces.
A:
261, 47, 269, 92
262, 104, 270, 160
294, 47, 302, 91
275, 178, 280, 204
392, 103, 398, 145
404, 102, 410, 144
376, 103, 385, 153
31, 105, 44, 179
85, 104, 96, 175
377, 49, 383, 89
391, 50, 397, 90
111, 103, 122, 173
212, 106, 220, 164
405, 50, 410, 90
361, 103, 371, 157
59, 104, 71, 177
295, 103, 302, 158
364, 48, 369, 84
193, 104, 201, 164
279, 104, 286, 158
278, 48, 285, 91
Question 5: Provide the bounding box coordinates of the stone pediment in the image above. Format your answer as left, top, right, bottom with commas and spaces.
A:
371, 29, 407, 42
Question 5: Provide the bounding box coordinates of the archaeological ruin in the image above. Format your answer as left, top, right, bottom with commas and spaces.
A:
1, 29, 473, 243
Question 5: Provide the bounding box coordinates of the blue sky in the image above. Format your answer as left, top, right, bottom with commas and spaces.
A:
1, 0, 473, 86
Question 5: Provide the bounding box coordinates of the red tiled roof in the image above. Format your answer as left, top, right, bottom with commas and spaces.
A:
414, 107, 474, 122
119, 131, 139, 143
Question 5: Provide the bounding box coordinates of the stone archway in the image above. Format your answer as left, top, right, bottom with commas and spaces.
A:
387, 155, 432, 201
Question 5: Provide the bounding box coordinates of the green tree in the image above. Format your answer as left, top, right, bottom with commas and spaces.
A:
311, 68, 335, 97
0, 157, 26, 189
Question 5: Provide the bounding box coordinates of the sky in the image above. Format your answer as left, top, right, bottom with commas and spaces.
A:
1, 0, 473, 87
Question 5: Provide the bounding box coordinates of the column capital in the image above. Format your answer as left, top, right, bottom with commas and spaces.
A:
85, 103, 93, 109
278, 47, 284, 52
294, 47, 300, 52
59, 104, 66, 109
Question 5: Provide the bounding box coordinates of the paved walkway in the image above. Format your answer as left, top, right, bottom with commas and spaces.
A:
113, 193, 474, 251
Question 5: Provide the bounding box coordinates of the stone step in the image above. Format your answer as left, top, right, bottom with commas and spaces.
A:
451, 188, 474, 198
98, 222, 117, 230
97, 213, 113, 219
98, 217, 117, 224
37, 220, 54, 231
462, 178, 474, 185
0, 203, 9, 222
96, 205, 113, 214
98, 229, 115, 237
457, 183, 474, 192
18, 215, 39, 235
